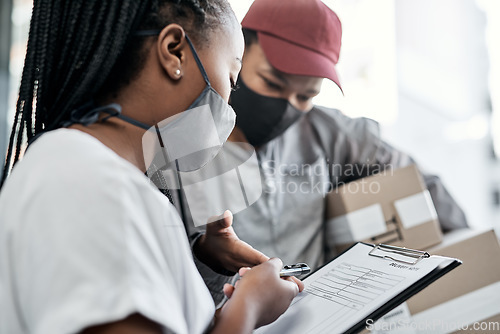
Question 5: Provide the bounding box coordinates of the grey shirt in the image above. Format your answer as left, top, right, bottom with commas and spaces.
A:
181, 106, 468, 305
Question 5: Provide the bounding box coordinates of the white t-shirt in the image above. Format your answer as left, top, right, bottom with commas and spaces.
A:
0, 129, 215, 334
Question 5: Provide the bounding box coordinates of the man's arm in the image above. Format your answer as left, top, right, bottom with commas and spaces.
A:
310, 107, 468, 231
422, 173, 468, 231
359, 119, 468, 231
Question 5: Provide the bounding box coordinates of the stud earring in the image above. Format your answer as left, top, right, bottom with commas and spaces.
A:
175, 69, 181, 76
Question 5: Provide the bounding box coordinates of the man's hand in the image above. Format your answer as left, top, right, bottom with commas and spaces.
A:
194, 210, 269, 274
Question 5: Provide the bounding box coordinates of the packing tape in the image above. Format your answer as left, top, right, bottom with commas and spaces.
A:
394, 190, 438, 229
326, 204, 387, 244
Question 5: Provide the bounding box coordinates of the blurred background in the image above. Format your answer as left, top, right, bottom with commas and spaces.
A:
1, 0, 499, 233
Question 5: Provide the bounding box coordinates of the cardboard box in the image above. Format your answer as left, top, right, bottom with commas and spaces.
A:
325, 164, 442, 252
371, 229, 500, 333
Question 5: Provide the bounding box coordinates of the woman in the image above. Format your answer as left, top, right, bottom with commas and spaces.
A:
0, 1, 303, 333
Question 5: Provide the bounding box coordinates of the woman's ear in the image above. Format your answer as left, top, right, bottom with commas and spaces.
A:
157, 24, 187, 81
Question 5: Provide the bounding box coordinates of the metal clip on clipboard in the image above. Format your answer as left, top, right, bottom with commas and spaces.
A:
368, 244, 431, 265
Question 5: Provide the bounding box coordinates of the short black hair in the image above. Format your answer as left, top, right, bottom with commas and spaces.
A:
242, 28, 258, 47
1, 0, 234, 188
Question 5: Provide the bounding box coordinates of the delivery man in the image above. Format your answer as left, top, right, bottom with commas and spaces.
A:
183, 0, 468, 305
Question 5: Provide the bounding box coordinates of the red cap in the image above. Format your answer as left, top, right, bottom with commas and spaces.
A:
242, 0, 342, 91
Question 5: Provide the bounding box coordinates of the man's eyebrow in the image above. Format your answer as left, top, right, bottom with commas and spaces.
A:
306, 88, 320, 95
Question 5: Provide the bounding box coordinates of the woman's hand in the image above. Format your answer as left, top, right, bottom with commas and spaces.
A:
222, 266, 304, 300
194, 210, 269, 274
211, 258, 304, 333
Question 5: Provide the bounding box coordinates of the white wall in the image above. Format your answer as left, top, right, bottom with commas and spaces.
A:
388, 0, 497, 230
321, 0, 499, 230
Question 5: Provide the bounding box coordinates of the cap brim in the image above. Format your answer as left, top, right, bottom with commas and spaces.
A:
258, 31, 342, 93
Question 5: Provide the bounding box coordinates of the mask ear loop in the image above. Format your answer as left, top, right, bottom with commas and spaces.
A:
98, 103, 150, 130
184, 35, 211, 87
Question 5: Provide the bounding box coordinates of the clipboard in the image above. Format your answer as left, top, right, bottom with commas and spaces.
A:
257, 242, 462, 334
347, 243, 461, 333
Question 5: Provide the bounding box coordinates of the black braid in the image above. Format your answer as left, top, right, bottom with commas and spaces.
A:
0, 0, 234, 189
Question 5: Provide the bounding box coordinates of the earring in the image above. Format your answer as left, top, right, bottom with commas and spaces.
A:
175, 69, 181, 76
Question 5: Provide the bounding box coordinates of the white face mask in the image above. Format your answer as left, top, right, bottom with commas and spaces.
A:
139, 34, 236, 174
142, 84, 236, 174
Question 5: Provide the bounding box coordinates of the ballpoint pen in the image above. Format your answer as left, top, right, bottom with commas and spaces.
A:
279, 263, 311, 277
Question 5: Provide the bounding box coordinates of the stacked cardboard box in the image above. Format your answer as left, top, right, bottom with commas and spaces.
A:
371, 229, 500, 334
325, 164, 442, 253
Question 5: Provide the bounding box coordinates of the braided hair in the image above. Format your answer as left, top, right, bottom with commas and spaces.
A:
0, 0, 234, 189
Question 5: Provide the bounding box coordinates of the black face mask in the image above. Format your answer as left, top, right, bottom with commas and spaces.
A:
230, 78, 303, 147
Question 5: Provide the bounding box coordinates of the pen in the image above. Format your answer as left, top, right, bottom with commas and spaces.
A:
279, 263, 311, 277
